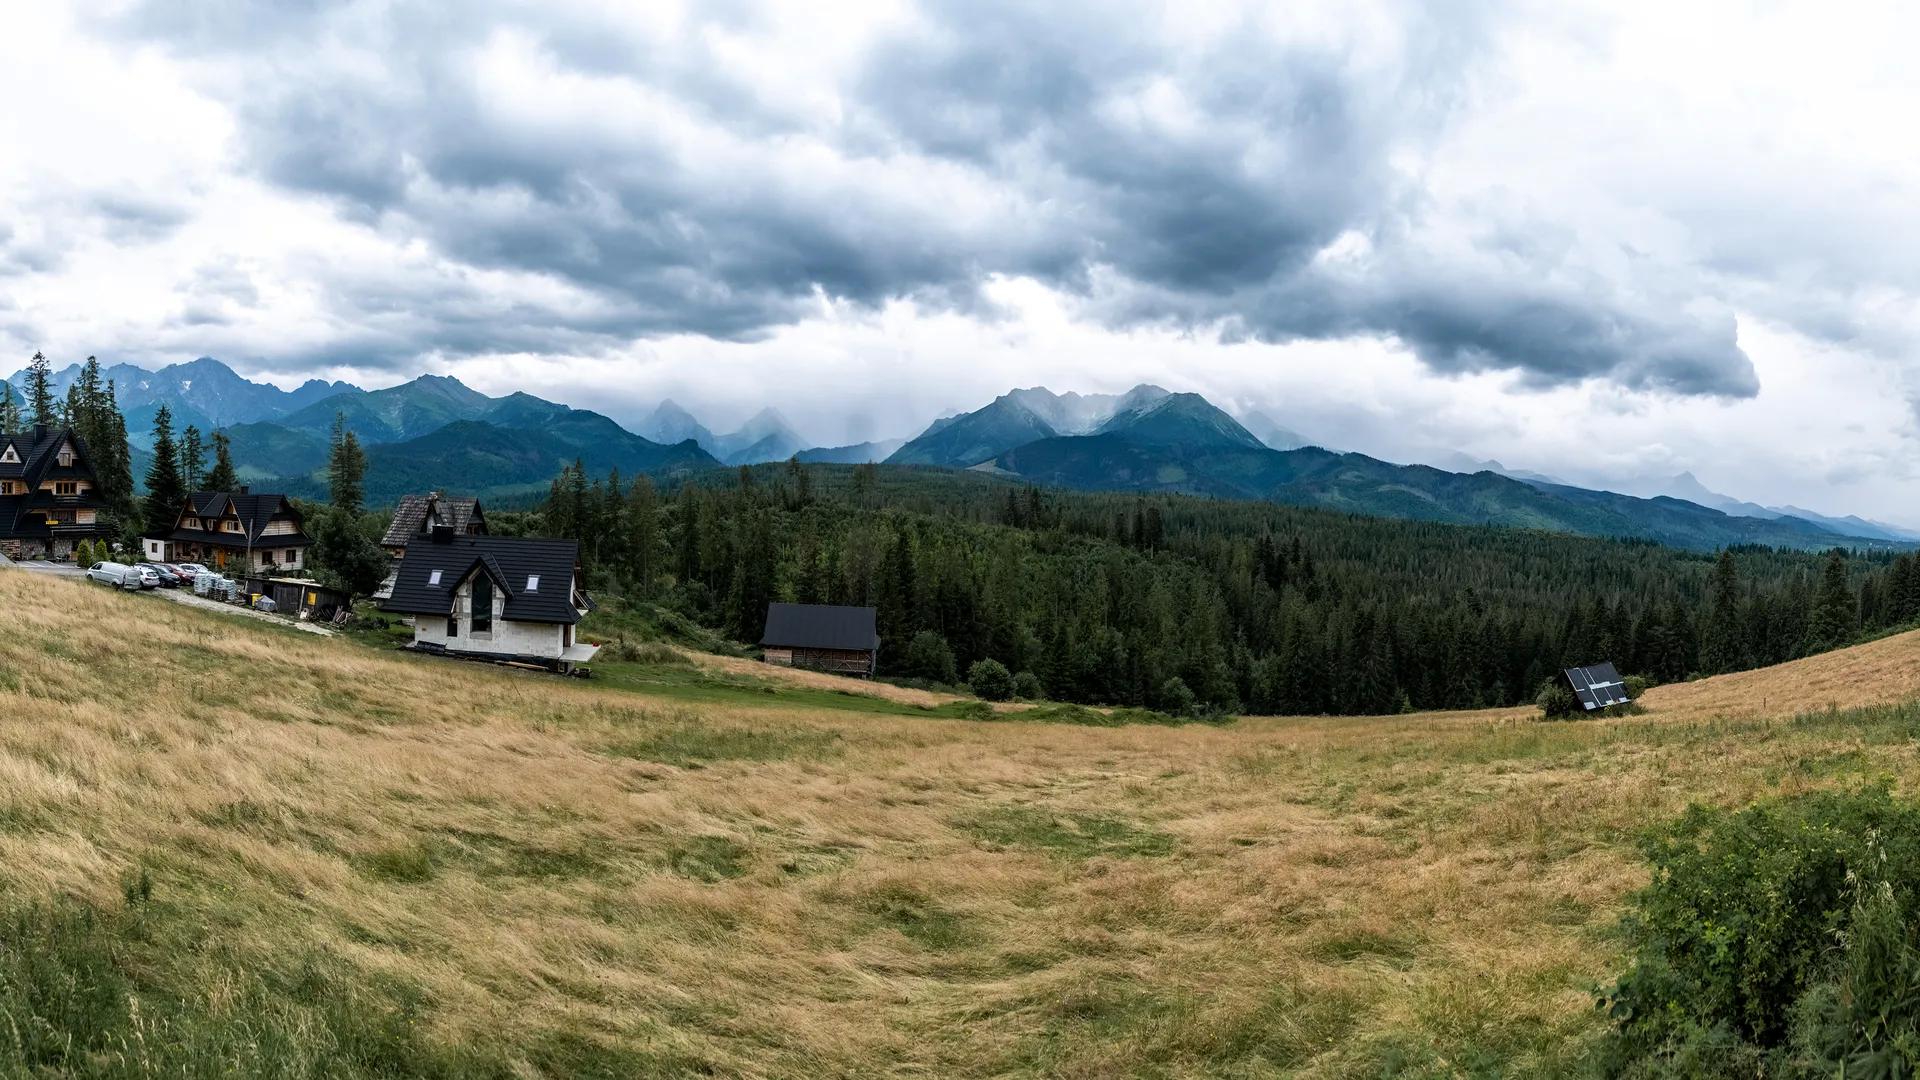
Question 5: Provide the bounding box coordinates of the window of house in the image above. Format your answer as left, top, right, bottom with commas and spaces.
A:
525, 575, 539, 592
54, 481, 76, 495
428, 569, 442, 585
0, 446, 16, 463
57, 450, 72, 466
471, 575, 493, 634
446, 615, 458, 637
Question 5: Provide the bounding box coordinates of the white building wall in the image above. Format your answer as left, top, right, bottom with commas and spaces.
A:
410, 572, 564, 658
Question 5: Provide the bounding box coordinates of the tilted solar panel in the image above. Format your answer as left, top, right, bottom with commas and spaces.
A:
1563, 662, 1629, 710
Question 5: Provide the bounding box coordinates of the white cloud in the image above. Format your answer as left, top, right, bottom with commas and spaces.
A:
1, 0, 1917, 523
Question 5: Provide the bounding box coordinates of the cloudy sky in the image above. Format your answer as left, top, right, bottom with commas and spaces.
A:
4, 1, 1919, 520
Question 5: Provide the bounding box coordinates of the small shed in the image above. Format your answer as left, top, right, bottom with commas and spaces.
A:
242, 576, 352, 623
760, 603, 879, 677
1560, 662, 1630, 712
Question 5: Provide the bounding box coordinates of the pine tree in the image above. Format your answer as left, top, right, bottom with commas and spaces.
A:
326, 413, 367, 516
1700, 550, 1745, 674
23, 352, 56, 429
142, 405, 185, 539
0, 382, 20, 432
205, 431, 238, 493
179, 426, 206, 491
1806, 549, 1858, 652
625, 475, 660, 594
95, 379, 135, 531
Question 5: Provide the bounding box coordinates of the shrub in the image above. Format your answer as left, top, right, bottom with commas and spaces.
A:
903, 631, 958, 685
966, 659, 1014, 702
1595, 787, 1920, 1075
1624, 674, 1651, 700
1011, 670, 1044, 701
1157, 676, 1197, 717
1535, 678, 1578, 719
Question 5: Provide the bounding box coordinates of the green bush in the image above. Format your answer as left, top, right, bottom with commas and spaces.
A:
904, 631, 958, 685
1156, 676, 1198, 716
1011, 670, 1044, 701
966, 659, 1014, 702
1536, 679, 1578, 719
1624, 674, 1651, 700
1595, 786, 1920, 1076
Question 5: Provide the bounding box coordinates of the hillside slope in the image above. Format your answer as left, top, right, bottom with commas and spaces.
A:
6, 567, 1920, 1076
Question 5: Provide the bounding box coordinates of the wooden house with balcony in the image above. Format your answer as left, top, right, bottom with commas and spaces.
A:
142, 487, 311, 573
0, 424, 112, 559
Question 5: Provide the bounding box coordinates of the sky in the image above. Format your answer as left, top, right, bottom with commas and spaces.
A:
2, 1, 1918, 521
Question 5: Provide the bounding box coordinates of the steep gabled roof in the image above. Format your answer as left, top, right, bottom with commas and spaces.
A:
0, 426, 106, 540
380, 534, 584, 624
382, 492, 486, 547
760, 603, 879, 651
176, 490, 306, 545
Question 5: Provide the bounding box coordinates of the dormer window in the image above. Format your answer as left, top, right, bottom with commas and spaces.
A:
428, 570, 443, 586
57, 449, 73, 467
0, 445, 16, 464
525, 575, 539, 592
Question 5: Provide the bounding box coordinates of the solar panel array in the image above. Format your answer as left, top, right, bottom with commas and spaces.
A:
1564, 662, 1629, 711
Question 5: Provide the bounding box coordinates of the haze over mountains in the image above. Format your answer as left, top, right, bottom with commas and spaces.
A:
6, 358, 1912, 552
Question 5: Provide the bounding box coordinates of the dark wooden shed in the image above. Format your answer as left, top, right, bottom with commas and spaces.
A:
760, 603, 879, 677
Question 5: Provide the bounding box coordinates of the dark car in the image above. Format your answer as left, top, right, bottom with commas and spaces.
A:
138, 562, 184, 587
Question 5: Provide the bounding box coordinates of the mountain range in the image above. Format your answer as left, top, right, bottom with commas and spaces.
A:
6, 358, 1911, 552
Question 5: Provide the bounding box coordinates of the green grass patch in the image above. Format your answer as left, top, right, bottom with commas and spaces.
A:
960, 806, 1175, 859
602, 724, 843, 768
353, 841, 438, 884
857, 883, 975, 951
664, 835, 749, 882
1308, 927, 1424, 967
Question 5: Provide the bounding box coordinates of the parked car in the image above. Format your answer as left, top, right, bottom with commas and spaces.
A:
174, 562, 210, 577
138, 562, 182, 587
87, 562, 142, 590
131, 564, 163, 589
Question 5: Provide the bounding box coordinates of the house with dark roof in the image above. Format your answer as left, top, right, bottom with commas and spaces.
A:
760, 602, 879, 677
381, 491, 487, 557
379, 530, 598, 671
0, 425, 113, 559
141, 488, 310, 572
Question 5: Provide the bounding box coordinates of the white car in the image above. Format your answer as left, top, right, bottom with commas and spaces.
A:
175, 562, 210, 576
131, 565, 163, 589
87, 562, 143, 590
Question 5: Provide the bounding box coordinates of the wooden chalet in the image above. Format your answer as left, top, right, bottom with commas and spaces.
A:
142, 488, 311, 573
760, 603, 879, 677
0, 425, 113, 559
381, 491, 488, 558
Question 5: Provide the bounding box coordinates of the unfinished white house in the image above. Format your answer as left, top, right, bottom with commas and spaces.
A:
379, 529, 598, 671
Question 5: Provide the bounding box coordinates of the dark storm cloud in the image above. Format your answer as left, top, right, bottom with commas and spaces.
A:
105, 0, 1758, 395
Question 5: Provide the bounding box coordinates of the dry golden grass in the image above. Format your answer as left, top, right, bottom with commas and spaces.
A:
4, 566, 1920, 1076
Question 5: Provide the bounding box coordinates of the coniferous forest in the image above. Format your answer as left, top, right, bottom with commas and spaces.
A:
517, 459, 1920, 716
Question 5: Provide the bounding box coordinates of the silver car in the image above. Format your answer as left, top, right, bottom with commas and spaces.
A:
130, 565, 163, 589
87, 562, 142, 590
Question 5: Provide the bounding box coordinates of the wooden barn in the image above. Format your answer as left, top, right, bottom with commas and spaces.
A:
760, 603, 879, 677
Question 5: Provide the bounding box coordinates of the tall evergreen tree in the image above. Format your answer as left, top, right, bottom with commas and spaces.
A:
326, 413, 367, 516
0, 382, 20, 432
205, 431, 238, 493
1806, 549, 1858, 652
1699, 551, 1745, 674
180, 426, 206, 491
23, 351, 56, 428
142, 405, 185, 539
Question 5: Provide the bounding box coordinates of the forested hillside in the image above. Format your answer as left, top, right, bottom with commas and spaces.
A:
520, 461, 1920, 716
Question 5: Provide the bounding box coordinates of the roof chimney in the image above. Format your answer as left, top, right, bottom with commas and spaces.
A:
237, 485, 250, 495
30, 424, 48, 444
430, 524, 454, 543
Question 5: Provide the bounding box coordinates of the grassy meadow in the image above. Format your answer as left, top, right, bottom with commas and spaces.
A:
5, 567, 1920, 1076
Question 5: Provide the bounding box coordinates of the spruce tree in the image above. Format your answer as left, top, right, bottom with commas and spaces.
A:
95, 380, 136, 532
180, 426, 205, 491
24, 351, 56, 428
1700, 551, 1744, 674
205, 431, 238, 493
326, 413, 367, 516
1805, 549, 1858, 653
0, 382, 19, 432
142, 405, 185, 539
